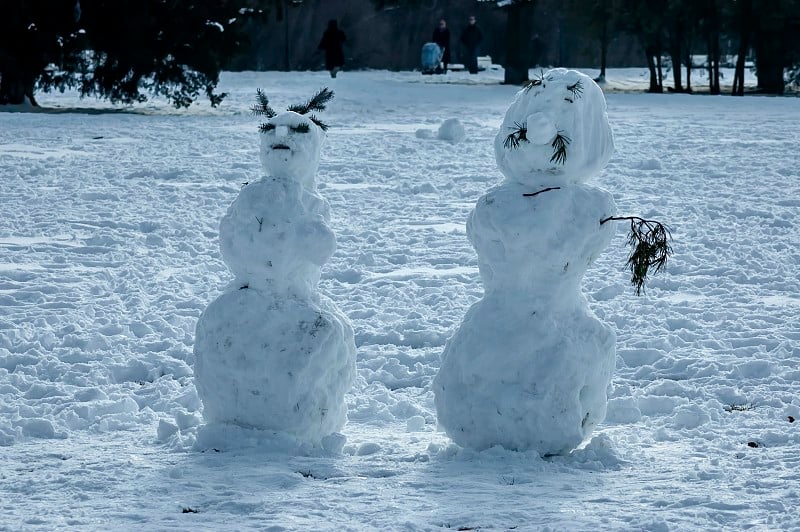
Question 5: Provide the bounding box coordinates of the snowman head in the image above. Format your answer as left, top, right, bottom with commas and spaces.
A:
253, 88, 334, 188
259, 111, 325, 187
494, 68, 614, 187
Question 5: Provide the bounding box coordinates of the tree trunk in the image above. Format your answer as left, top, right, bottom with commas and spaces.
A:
686, 62, 692, 92
645, 46, 660, 92
656, 51, 664, 91
670, 49, 682, 91
683, 30, 693, 92
712, 37, 720, 94
0, 67, 37, 106
503, 3, 534, 85
598, 18, 608, 81
732, 0, 752, 96
756, 58, 785, 94
670, 20, 683, 92
707, 29, 720, 94
733, 36, 748, 95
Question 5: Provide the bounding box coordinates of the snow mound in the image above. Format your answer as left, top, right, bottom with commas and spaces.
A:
195, 289, 354, 441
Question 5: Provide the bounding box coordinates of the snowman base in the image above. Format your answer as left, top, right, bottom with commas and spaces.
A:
434, 294, 615, 455
194, 287, 356, 444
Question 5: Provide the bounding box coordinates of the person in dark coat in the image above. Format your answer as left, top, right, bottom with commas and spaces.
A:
431, 18, 451, 74
318, 19, 346, 78
460, 15, 483, 75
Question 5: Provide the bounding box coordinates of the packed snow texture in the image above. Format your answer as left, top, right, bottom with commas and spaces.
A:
194, 110, 356, 444
494, 68, 614, 187
435, 70, 618, 454
194, 288, 355, 441
218, 176, 334, 296
1, 68, 799, 530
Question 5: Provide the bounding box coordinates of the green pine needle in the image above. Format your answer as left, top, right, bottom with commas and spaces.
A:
601, 216, 673, 295
252, 88, 276, 118
550, 132, 570, 165
309, 114, 329, 131
287, 87, 334, 115
503, 121, 529, 150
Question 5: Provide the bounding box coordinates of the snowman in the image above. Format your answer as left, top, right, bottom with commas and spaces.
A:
433, 69, 619, 455
193, 89, 356, 445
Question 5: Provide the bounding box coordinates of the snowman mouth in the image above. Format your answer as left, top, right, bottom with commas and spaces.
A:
272, 144, 291, 150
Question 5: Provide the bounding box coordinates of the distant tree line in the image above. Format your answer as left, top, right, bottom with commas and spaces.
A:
570, 0, 800, 95
2, 0, 798, 106
374, 0, 799, 93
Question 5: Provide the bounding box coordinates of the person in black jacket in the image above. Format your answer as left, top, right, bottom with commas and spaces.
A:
460, 15, 483, 74
431, 18, 451, 74
318, 20, 346, 78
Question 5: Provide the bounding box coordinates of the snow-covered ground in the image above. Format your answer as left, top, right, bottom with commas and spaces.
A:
1, 68, 799, 530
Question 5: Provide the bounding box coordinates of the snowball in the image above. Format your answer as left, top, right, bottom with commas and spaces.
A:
494, 68, 614, 187
437, 118, 466, 144
195, 288, 356, 444
356, 442, 382, 456
415, 128, 434, 139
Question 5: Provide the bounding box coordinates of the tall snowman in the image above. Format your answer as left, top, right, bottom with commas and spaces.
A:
434, 69, 618, 455
194, 89, 356, 445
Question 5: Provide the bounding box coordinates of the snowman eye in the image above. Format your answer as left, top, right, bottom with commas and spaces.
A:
259, 123, 276, 133
565, 81, 584, 103
291, 124, 310, 133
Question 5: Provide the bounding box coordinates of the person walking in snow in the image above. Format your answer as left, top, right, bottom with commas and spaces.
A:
432, 18, 451, 74
318, 19, 346, 78
460, 15, 483, 75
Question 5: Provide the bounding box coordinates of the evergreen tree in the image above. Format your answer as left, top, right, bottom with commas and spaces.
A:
0, 0, 258, 107
617, 0, 668, 92
489, 0, 537, 85
0, 0, 82, 105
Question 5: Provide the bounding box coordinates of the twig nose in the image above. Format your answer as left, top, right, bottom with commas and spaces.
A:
275, 125, 289, 138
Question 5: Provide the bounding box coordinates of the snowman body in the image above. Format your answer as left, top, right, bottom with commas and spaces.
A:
434, 69, 617, 455
194, 111, 356, 444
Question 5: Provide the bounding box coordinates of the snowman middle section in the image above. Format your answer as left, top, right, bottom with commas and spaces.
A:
434, 181, 617, 455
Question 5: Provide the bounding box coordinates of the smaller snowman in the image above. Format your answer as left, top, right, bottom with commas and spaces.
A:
434, 68, 673, 455
194, 89, 356, 446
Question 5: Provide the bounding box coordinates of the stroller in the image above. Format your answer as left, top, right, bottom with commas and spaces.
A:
421, 42, 444, 75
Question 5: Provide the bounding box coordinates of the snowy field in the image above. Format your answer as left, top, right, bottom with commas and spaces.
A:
1, 68, 799, 530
